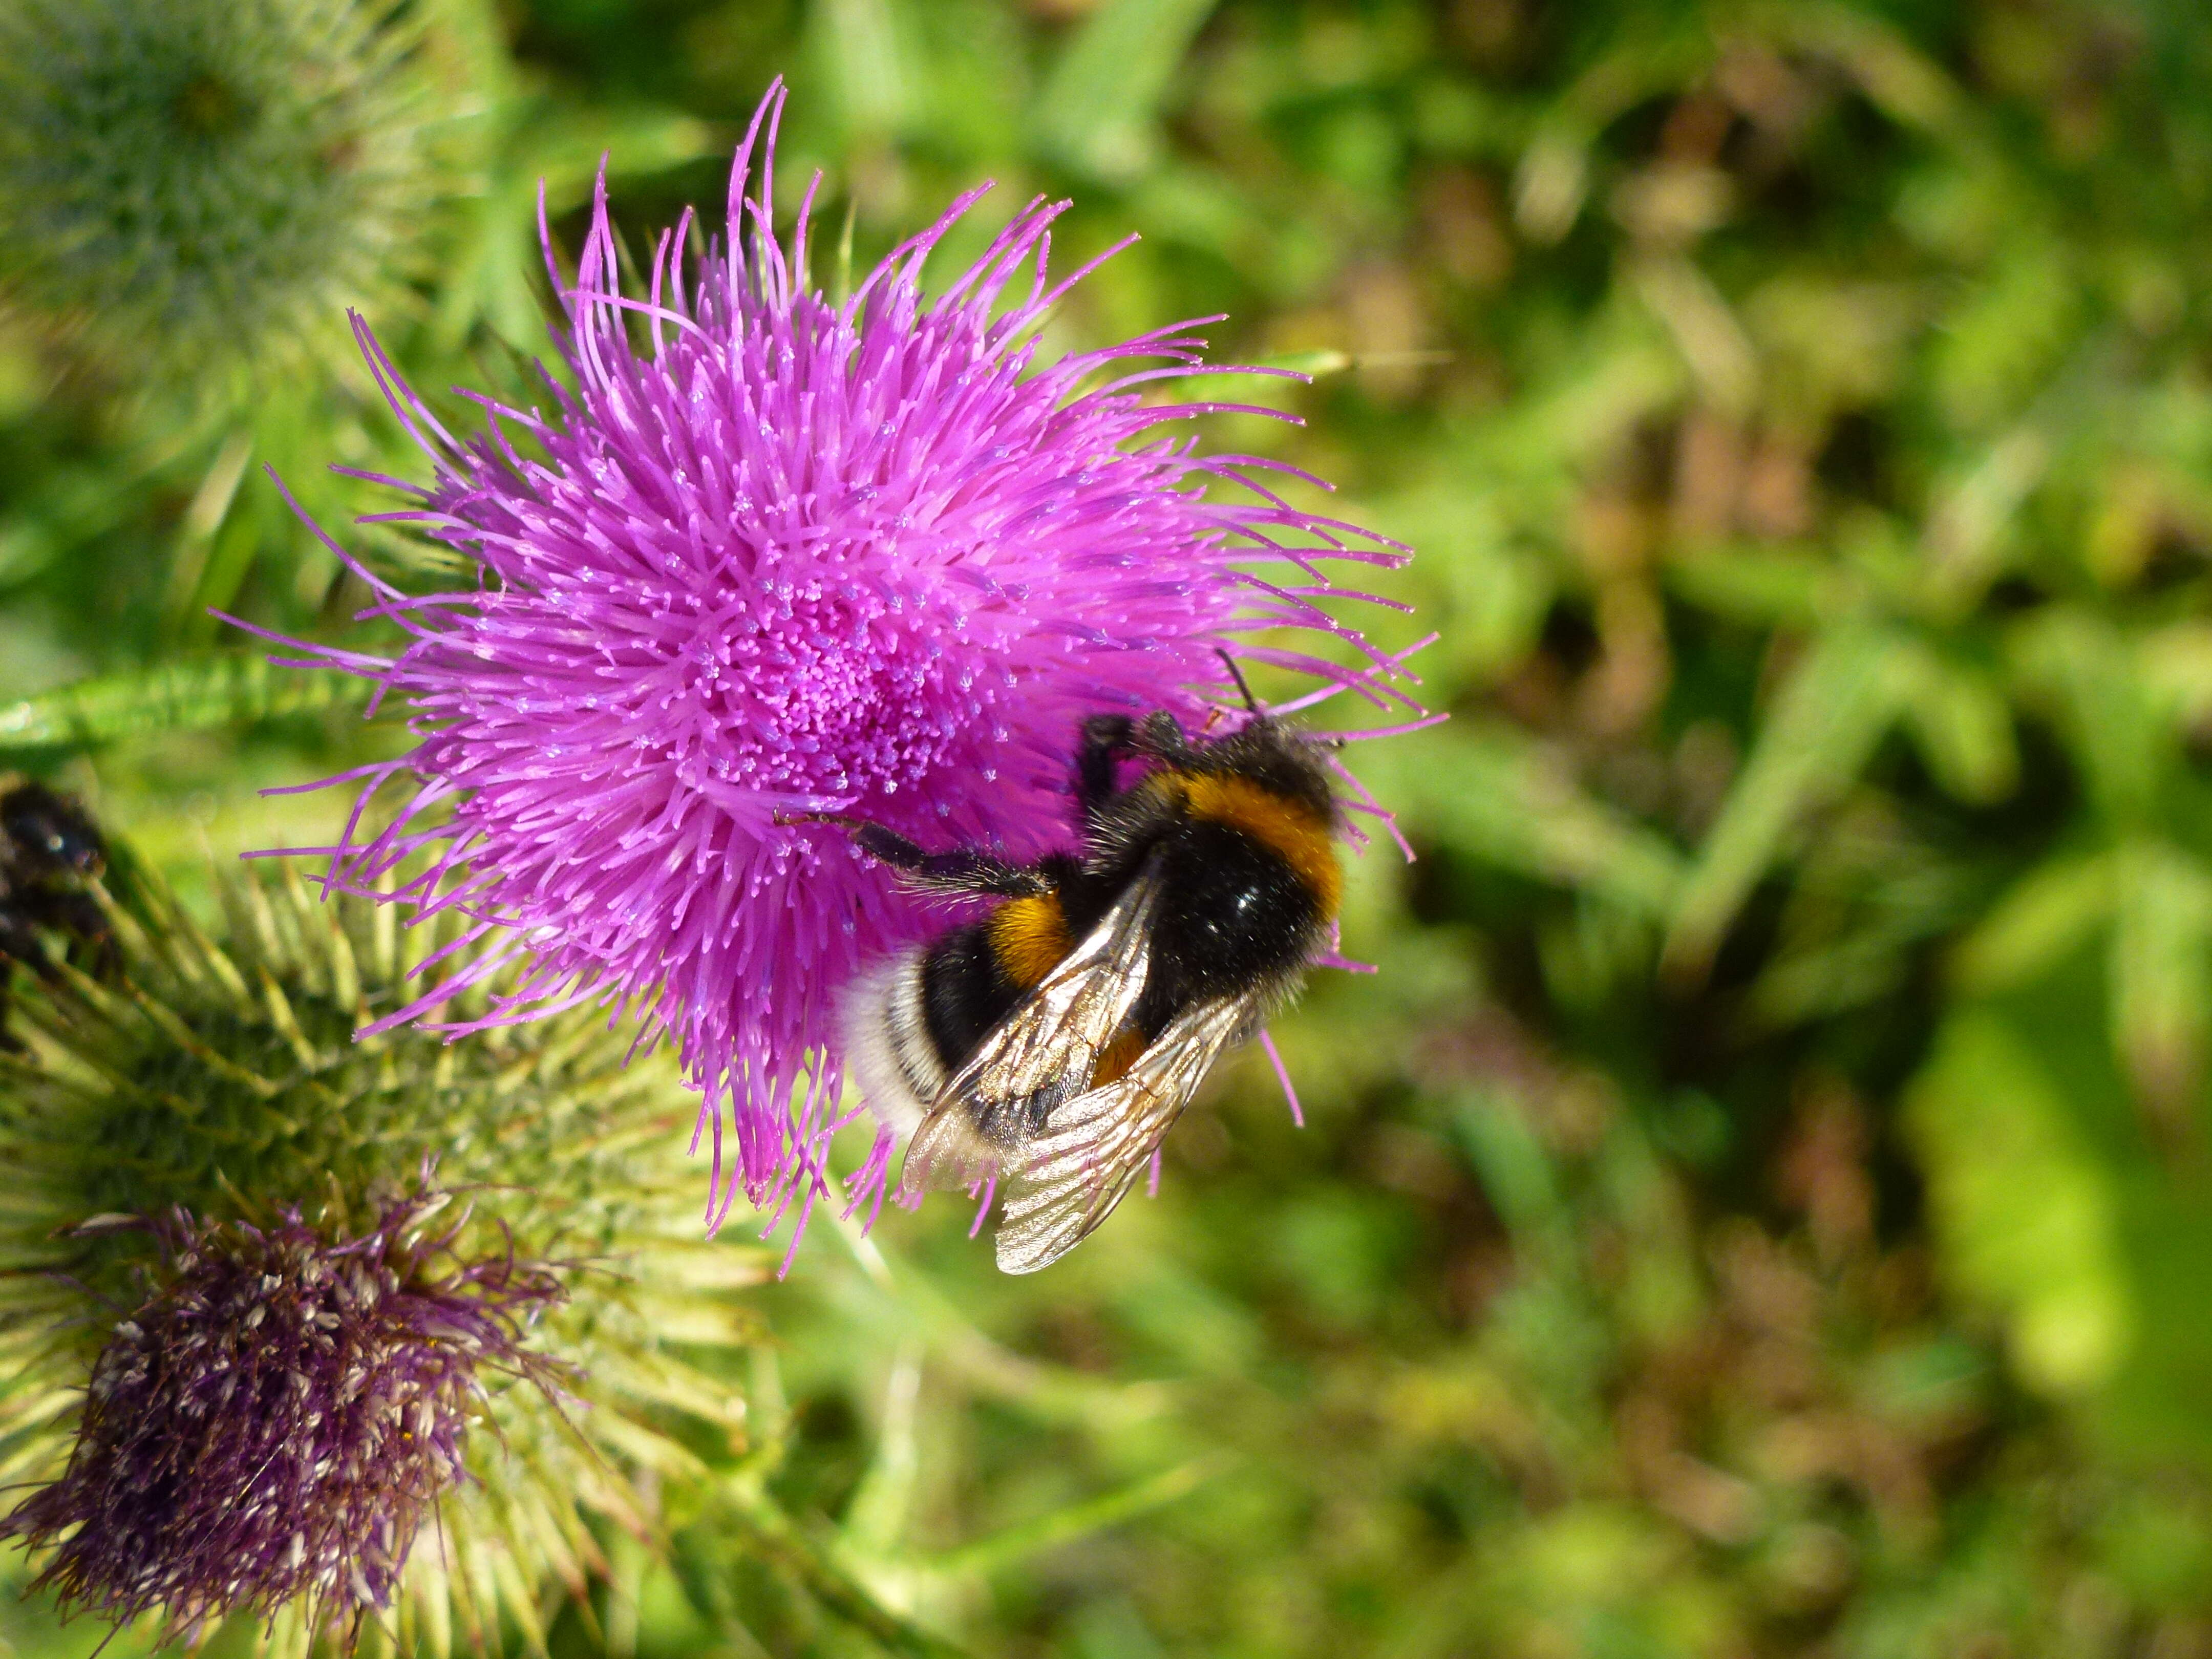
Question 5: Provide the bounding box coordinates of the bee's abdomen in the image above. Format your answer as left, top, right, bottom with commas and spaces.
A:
920, 921, 1028, 1075
845, 917, 1043, 1142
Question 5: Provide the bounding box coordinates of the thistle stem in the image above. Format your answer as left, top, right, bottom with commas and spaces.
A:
715, 1478, 970, 1659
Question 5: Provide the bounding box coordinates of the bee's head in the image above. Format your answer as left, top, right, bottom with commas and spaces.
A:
3, 783, 107, 879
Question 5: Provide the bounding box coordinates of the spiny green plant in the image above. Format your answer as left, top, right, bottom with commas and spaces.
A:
0, 859, 764, 1656
0, 0, 453, 402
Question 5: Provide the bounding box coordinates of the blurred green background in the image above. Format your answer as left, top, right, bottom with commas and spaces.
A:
6, 0, 2212, 1653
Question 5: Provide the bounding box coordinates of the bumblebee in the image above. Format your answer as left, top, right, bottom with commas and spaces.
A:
832, 675, 1342, 1272
0, 781, 112, 1045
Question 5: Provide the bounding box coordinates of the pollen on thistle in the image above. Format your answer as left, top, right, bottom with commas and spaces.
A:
244, 78, 1421, 1246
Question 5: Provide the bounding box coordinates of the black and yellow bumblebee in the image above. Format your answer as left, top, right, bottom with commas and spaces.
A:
830, 670, 1343, 1272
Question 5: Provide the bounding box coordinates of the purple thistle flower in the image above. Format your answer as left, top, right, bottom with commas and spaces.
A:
2, 1195, 561, 1647
253, 80, 1416, 1237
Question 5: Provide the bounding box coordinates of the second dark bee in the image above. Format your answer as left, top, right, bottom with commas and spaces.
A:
0, 782, 112, 1045
835, 692, 1342, 1272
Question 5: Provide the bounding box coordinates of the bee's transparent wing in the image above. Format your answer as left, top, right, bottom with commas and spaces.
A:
993, 990, 1264, 1274
898, 857, 1164, 1197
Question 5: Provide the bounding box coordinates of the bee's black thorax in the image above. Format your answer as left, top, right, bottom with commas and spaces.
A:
1136, 814, 1323, 1024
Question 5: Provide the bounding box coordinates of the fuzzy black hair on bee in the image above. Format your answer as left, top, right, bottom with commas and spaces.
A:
824, 697, 1343, 1272
0, 782, 113, 1047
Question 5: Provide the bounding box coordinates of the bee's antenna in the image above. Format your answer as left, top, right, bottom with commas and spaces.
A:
1216, 649, 1261, 715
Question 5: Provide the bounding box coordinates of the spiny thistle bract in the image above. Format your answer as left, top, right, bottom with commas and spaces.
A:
0, 0, 442, 396
256, 79, 1416, 1238
0, 863, 763, 1656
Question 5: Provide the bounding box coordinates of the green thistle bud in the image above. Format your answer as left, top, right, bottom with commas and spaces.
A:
0, 0, 447, 399
0, 861, 763, 1655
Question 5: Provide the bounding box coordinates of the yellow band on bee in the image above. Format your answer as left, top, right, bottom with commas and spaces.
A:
987, 893, 1072, 988
1090, 1028, 1147, 1089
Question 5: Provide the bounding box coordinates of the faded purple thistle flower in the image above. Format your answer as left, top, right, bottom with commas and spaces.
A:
2, 1195, 561, 1645
253, 80, 1417, 1237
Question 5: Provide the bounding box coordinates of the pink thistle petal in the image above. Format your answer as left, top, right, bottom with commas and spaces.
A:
1259, 1027, 1306, 1129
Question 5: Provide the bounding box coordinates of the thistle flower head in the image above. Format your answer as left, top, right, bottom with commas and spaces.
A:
0, 0, 440, 394
4, 1195, 560, 1646
0, 862, 761, 1655
261, 80, 1415, 1236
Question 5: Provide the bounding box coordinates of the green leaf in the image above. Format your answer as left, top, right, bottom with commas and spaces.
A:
2139, 621, 2212, 729
2108, 838, 2212, 1120
1450, 1088, 1566, 1243
922, 1456, 1226, 1581
1774, 4, 1971, 141
1364, 722, 1684, 920
1664, 541, 1854, 628
1032, 0, 1220, 180
1663, 623, 1918, 975
814, 0, 911, 138
0, 654, 374, 752
1897, 650, 2019, 804
1906, 1008, 2133, 1395
2009, 610, 2166, 828
1953, 849, 2117, 995
839, 1341, 923, 1557
1632, 253, 1758, 416
432, 95, 717, 352
1922, 424, 2055, 602
1508, 19, 1709, 243
718, 1474, 973, 1659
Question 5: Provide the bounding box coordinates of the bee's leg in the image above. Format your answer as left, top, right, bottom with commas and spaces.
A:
780, 812, 1051, 899
853, 824, 1052, 898
1079, 711, 1201, 792
1132, 709, 1199, 762
1075, 715, 1137, 823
